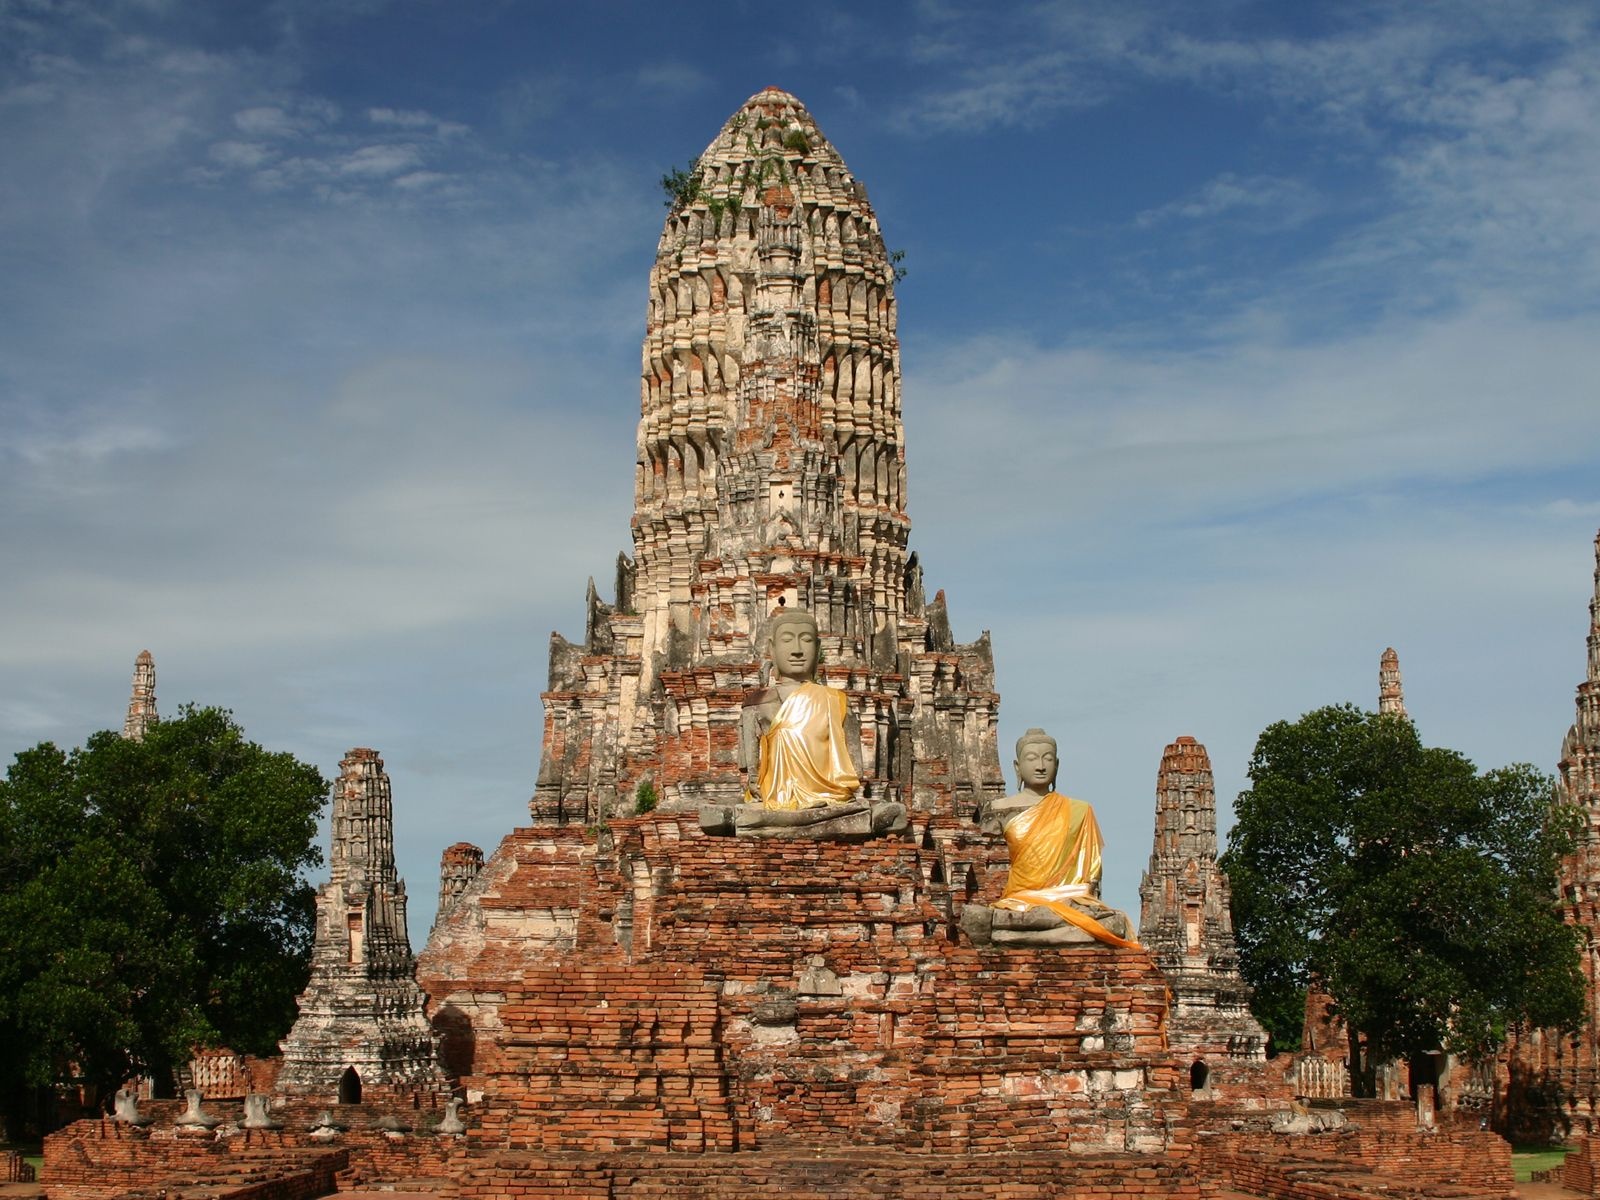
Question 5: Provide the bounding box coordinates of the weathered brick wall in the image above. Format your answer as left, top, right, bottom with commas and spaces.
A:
1559, 1131, 1600, 1194
455, 1149, 1214, 1199
1197, 1101, 1515, 1200
42, 1103, 477, 1200
423, 811, 1190, 1159
0, 1150, 35, 1182
43, 1118, 346, 1200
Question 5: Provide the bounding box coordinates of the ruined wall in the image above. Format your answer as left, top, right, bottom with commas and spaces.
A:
41, 1100, 478, 1200
420, 810, 1183, 1158
1198, 1101, 1514, 1200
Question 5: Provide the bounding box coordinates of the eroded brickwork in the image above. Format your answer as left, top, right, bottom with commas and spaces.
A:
1138, 737, 1276, 1101
277, 748, 444, 1100
1200, 1103, 1514, 1200
434, 841, 484, 934
530, 88, 1004, 827
420, 810, 1183, 1157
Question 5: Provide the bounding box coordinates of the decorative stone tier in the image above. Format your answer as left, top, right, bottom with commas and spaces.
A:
420, 810, 1185, 1158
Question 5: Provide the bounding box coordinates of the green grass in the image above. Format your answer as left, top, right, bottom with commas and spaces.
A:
1511, 1145, 1571, 1183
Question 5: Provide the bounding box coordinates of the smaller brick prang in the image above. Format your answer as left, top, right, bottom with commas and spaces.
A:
433, 841, 484, 933
122, 649, 158, 741
277, 748, 445, 1102
1379, 647, 1406, 716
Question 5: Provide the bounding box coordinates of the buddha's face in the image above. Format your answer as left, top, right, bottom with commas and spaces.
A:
770, 620, 819, 681
1015, 740, 1057, 791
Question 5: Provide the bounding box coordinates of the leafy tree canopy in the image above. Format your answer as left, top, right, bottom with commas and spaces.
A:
1220, 704, 1584, 1074
0, 705, 326, 1102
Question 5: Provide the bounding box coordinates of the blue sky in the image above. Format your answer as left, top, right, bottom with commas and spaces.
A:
4, 0, 1598, 941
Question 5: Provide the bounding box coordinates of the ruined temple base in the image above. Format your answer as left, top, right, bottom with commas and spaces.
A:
42, 1100, 1523, 1200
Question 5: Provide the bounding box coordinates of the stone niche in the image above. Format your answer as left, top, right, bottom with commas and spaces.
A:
419, 810, 1192, 1160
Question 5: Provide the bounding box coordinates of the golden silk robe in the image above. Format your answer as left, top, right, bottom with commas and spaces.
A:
757, 681, 860, 809
996, 791, 1140, 948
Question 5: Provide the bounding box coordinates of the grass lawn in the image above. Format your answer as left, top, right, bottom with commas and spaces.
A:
1511, 1145, 1571, 1183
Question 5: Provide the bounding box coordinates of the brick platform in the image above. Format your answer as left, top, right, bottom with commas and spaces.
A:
422, 811, 1187, 1158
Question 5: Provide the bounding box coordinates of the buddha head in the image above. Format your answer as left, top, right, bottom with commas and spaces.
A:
767, 608, 820, 683
1014, 728, 1059, 793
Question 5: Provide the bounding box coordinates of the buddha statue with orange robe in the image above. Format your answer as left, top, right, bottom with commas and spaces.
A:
962, 729, 1138, 948
700, 608, 905, 840
744, 608, 860, 809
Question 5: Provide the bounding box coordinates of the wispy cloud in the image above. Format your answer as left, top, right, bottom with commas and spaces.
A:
1134, 173, 1319, 229
908, 302, 1600, 551
368, 106, 468, 137
635, 62, 711, 95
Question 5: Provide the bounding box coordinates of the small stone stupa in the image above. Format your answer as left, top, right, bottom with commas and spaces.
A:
277, 748, 443, 1102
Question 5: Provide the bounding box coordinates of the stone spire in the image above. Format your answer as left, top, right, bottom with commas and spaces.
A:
1138, 736, 1269, 1094
1378, 647, 1405, 716
278, 749, 443, 1100
531, 88, 1003, 825
122, 649, 157, 740
1508, 531, 1600, 1127
1555, 535, 1600, 834
433, 842, 484, 932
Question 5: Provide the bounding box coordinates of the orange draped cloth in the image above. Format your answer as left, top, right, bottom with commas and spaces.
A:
757, 681, 860, 809
995, 791, 1140, 948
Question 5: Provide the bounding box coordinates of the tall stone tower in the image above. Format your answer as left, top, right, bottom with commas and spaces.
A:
533, 87, 1004, 825
1378, 647, 1406, 716
278, 748, 442, 1101
122, 649, 157, 741
1138, 736, 1270, 1096
1516, 531, 1600, 1127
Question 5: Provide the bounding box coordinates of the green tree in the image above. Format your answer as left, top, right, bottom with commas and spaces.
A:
1220, 704, 1584, 1085
0, 706, 326, 1116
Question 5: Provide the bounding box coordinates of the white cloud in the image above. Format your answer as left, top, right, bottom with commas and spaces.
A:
233, 105, 298, 137
208, 139, 273, 168
1134, 173, 1318, 229
367, 106, 468, 137
392, 170, 450, 190
337, 142, 423, 176
635, 63, 711, 95
907, 303, 1600, 552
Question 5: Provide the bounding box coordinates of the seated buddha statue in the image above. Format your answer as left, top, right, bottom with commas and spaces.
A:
699, 608, 905, 841
961, 728, 1138, 948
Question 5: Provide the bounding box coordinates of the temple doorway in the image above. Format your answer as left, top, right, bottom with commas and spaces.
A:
338, 1066, 362, 1104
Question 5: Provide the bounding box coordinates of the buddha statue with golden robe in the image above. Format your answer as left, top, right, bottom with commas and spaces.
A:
699, 608, 906, 840
961, 729, 1138, 948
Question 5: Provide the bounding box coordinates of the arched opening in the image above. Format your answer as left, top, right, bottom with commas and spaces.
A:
1189, 1060, 1210, 1093
338, 1066, 362, 1105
